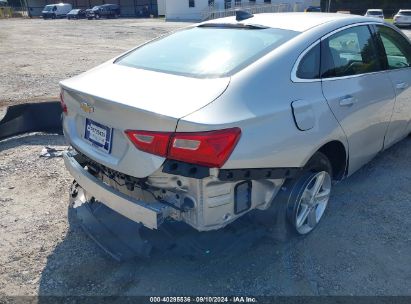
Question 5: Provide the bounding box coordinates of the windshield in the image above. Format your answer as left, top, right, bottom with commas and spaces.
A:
117, 26, 298, 78
399, 11, 411, 16
43, 5, 53, 11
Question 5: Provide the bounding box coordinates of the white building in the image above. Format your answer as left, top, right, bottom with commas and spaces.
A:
165, 0, 321, 21
158, 0, 166, 15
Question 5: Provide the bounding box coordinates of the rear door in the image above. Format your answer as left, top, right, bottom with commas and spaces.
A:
320, 24, 396, 174
373, 25, 411, 148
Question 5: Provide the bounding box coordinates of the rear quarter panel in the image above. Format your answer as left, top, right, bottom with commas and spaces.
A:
177, 29, 349, 170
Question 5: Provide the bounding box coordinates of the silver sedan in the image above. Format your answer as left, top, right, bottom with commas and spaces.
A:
60, 12, 411, 240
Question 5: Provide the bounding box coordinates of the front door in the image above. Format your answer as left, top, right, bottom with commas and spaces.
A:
374, 25, 411, 149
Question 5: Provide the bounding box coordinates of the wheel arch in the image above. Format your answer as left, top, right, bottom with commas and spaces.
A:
309, 140, 348, 181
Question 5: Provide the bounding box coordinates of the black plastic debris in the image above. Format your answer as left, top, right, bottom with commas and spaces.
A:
73, 198, 268, 262
0, 101, 63, 141
74, 200, 153, 262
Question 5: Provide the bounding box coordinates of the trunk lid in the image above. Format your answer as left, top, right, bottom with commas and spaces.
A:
60, 62, 230, 178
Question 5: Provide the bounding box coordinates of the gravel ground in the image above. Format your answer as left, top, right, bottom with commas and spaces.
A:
0, 19, 411, 296
1, 133, 411, 296
0, 18, 188, 108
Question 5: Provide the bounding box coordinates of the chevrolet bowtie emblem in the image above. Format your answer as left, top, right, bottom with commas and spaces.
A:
80, 102, 94, 113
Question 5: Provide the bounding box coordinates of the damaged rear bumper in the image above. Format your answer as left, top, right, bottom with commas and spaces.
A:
63, 150, 170, 229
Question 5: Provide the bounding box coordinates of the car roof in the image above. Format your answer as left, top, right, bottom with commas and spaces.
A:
367, 9, 383, 12
46, 3, 69, 5
202, 12, 380, 32
399, 9, 411, 12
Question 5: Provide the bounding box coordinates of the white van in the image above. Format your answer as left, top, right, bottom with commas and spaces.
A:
42, 3, 72, 19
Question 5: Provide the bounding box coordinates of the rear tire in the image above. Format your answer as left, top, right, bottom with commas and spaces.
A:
254, 152, 333, 242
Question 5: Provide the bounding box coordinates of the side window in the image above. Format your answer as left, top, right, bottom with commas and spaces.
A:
321, 25, 381, 78
297, 43, 320, 79
376, 25, 411, 70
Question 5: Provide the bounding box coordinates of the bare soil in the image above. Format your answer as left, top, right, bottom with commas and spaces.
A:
0, 19, 411, 296
0, 18, 188, 108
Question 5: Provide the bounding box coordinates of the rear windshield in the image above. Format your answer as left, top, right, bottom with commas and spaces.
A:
116, 26, 299, 78
399, 11, 411, 16
367, 11, 383, 15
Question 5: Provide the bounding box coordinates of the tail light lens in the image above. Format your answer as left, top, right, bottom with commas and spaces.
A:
169, 128, 241, 168
125, 128, 241, 168
60, 91, 68, 114
125, 130, 171, 157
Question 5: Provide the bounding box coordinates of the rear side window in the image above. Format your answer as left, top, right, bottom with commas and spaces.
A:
116, 27, 299, 78
296, 43, 320, 79
321, 25, 381, 78
376, 25, 411, 70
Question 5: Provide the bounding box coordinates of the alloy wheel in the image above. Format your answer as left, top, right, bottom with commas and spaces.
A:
294, 171, 331, 234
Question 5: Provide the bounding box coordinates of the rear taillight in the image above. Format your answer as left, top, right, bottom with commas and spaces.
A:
60, 91, 67, 114
125, 128, 241, 168
168, 128, 241, 168
125, 130, 171, 157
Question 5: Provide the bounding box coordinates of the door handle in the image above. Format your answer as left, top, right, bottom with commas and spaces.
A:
339, 96, 355, 107
396, 82, 408, 90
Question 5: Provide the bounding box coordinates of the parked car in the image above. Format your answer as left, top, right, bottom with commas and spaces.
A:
42, 3, 72, 19
60, 12, 411, 240
394, 9, 411, 27
86, 4, 120, 19
364, 9, 384, 19
305, 6, 321, 12
67, 8, 86, 19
